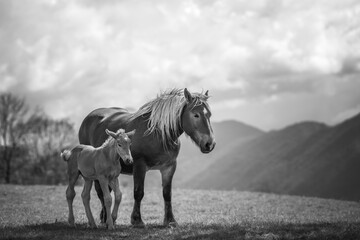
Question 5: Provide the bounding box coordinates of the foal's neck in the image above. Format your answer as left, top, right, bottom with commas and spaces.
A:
101, 138, 119, 162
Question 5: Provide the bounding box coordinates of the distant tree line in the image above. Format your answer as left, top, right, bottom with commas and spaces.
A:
0, 92, 77, 185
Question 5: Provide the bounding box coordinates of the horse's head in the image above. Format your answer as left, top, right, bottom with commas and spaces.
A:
105, 128, 136, 164
181, 88, 216, 153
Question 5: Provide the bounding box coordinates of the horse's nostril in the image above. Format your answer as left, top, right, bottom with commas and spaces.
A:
205, 142, 211, 150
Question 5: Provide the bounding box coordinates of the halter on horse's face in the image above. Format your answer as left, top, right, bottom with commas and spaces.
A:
181, 89, 216, 153
105, 129, 135, 164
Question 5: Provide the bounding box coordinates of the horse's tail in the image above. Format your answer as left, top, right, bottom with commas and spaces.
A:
60, 149, 71, 162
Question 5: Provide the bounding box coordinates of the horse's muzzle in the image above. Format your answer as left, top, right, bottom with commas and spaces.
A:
200, 139, 216, 153
124, 156, 133, 165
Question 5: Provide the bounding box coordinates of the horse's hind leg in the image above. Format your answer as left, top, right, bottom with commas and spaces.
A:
81, 180, 97, 228
109, 178, 122, 224
66, 170, 79, 226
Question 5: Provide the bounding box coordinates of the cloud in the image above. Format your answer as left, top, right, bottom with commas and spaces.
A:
0, 0, 359, 129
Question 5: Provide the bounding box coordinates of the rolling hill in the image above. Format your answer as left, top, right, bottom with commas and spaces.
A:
183, 112, 360, 201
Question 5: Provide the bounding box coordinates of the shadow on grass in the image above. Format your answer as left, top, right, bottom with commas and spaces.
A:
0, 221, 359, 240
176, 222, 360, 240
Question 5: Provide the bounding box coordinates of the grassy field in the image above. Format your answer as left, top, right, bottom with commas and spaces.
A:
0, 184, 360, 240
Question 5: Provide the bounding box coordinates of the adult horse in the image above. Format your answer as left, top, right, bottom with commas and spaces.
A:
78, 88, 216, 227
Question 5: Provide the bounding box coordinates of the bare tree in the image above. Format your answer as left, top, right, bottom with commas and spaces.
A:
23, 117, 77, 184
0, 93, 38, 183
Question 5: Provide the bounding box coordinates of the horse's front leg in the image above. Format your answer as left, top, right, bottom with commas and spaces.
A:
109, 177, 122, 224
160, 161, 177, 227
131, 159, 146, 228
98, 177, 114, 230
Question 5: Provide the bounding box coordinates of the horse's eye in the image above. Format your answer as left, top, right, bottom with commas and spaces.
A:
118, 144, 122, 147
194, 114, 200, 118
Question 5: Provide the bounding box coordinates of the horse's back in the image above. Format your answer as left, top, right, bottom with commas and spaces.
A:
79, 107, 131, 146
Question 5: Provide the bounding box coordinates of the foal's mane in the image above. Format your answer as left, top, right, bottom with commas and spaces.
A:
101, 129, 125, 148
130, 88, 210, 150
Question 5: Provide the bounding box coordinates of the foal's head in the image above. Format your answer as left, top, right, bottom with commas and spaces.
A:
105, 129, 135, 164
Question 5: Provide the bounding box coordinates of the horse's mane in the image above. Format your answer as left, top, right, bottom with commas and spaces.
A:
130, 88, 210, 150
101, 128, 125, 148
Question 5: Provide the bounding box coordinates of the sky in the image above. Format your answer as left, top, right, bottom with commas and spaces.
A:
0, 0, 360, 131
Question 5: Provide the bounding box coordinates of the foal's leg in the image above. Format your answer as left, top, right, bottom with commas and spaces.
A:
131, 160, 147, 228
109, 177, 122, 224
98, 177, 114, 230
160, 162, 177, 227
94, 180, 112, 223
81, 180, 97, 228
66, 163, 80, 226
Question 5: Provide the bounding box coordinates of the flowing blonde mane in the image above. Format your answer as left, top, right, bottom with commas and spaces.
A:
130, 88, 210, 150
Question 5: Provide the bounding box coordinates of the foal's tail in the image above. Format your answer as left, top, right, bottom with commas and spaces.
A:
60, 149, 72, 162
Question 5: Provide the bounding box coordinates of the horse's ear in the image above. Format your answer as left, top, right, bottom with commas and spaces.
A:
105, 129, 117, 139
205, 90, 209, 96
184, 88, 193, 103
126, 129, 136, 139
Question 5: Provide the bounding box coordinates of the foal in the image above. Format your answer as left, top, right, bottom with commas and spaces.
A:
61, 128, 135, 229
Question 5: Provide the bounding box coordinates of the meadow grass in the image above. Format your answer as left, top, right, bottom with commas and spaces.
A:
0, 184, 359, 239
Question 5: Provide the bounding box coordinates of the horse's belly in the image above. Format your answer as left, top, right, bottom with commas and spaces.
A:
145, 154, 177, 171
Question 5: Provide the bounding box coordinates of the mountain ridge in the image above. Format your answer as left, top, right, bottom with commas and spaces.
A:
182, 112, 360, 201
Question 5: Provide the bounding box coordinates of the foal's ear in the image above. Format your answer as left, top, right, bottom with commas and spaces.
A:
105, 129, 117, 139
205, 90, 209, 96
184, 88, 193, 103
126, 129, 136, 139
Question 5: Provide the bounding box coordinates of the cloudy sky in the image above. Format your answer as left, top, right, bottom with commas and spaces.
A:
1, 0, 359, 130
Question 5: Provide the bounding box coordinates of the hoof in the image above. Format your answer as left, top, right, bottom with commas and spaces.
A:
68, 220, 75, 227
68, 222, 76, 228
89, 224, 97, 229
131, 220, 146, 228
164, 220, 178, 228
107, 225, 115, 230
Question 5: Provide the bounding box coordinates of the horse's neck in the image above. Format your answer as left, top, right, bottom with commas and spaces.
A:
140, 113, 184, 140
172, 125, 184, 141
163, 121, 184, 150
